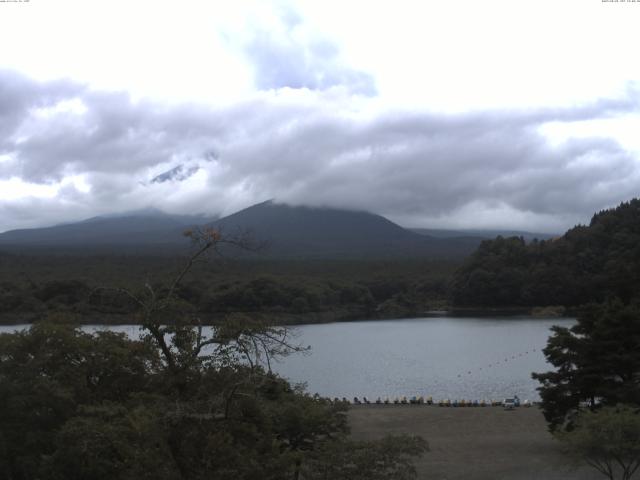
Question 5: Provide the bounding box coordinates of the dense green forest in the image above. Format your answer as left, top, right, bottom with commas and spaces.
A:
0, 255, 457, 325
0, 230, 427, 479
0, 324, 426, 479
4, 199, 640, 324
451, 199, 640, 308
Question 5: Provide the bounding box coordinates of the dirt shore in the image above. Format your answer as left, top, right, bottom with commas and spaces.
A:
348, 405, 601, 480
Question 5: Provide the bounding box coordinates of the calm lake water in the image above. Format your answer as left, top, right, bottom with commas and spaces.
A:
271, 317, 573, 402
0, 316, 572, 401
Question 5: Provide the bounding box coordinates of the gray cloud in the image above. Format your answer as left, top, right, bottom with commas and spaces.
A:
242, 10, 376, 96
0, 69, 639, 233
0, 70, 83, 140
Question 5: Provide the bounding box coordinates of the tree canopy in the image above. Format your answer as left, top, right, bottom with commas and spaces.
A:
533, 300, 640, 431
0, 228, 426, 479
556, 405, 640, 480
451, 199, 640, 308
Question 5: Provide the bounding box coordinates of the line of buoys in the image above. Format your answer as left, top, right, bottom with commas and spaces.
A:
454, 346, 542, 379
325, 396, 535, 407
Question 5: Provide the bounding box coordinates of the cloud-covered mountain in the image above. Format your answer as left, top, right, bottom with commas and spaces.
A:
210, 201, 479, 258
1, 69, 639, 234
0, 202, 480, 258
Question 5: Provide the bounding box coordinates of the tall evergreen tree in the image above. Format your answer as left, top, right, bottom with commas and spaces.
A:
533, 300, 640, 431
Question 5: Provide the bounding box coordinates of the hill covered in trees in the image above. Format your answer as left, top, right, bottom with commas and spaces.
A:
450, 199, 640, 308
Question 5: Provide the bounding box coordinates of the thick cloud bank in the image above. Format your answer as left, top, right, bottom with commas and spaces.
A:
242, 6, 376, 96
0, 69, 638, 233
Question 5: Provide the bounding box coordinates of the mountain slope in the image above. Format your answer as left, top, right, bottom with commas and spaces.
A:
0, 211, 211, 249
0, 202, 480, 258
210, 201, 478, 258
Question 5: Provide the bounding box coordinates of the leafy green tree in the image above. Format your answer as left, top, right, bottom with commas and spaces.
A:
556, 405, 640, 480
533, 301, 640, 431
0, 323, 161, 480
49, 402, 178, 480
0, 227, 426, 480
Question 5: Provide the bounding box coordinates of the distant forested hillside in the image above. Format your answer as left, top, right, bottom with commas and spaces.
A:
450, 199, 640, 308
0, 256, 457, 325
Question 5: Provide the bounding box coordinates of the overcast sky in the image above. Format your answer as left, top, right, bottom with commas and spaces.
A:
1, 0, 639, 233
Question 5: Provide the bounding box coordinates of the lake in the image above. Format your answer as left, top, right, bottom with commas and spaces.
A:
0, 316, 572, 401
271, 316, 572, 402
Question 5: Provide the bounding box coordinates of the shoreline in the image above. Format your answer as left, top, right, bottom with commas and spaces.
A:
0, 307, 574, 327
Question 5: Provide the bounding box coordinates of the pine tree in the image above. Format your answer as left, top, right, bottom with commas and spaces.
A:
533, 300, 640, 431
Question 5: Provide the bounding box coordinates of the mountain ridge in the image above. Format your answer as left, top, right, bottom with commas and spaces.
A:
208, 201, 478, 258
0, 201, 496, 258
